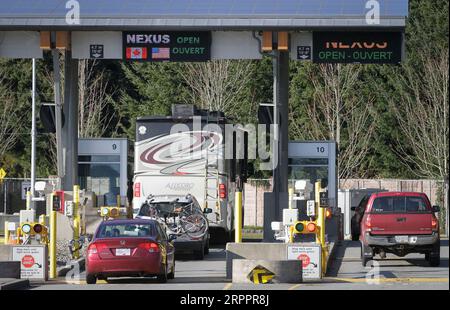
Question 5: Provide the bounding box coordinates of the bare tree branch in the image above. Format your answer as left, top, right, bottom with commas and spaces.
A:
290, 64, 375, 185
78, 60, 116, 138
391, 47, 449, 180
181, 60, 254, 117
0, 68, 25, 159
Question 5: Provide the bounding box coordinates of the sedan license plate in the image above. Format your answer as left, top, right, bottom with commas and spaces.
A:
395, 236, 409, 244
115, 248, 131, 256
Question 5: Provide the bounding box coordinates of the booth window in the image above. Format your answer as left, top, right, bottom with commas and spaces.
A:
288, 157, 329, 199
78, 155, 121, 205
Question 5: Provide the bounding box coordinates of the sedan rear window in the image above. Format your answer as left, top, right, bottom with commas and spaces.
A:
96, 224, 156, 238
371, 196, 429, 213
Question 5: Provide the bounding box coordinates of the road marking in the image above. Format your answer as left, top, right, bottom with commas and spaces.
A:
326, 277, 449, 284
63, 279, 108, 285
223, 283, 233, 290
288, 284, 302, 290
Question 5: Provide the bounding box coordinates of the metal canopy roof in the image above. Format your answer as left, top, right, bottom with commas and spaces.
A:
0, 0, 409, 30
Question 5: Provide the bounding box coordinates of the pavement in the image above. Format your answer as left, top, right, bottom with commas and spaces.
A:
24, 239, 449, 290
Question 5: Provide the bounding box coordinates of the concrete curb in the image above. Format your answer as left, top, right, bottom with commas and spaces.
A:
57, 257, 85, 277
0, 279, 30, 290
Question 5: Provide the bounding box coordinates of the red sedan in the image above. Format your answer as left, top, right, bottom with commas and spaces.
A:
86, 219, 176, 284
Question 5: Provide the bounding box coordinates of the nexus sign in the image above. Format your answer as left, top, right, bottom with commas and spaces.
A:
313, 32, 403, 64
123, 32, 211, 62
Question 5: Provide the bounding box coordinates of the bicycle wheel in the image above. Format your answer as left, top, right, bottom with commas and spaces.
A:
180, 213, 209, 238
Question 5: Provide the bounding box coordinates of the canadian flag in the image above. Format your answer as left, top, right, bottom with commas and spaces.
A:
126, 47, 148, 60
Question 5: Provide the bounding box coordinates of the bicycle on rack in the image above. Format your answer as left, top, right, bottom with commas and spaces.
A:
137, 195, 209, 239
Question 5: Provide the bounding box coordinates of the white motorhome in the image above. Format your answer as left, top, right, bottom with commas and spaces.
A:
133, 105, 242, 243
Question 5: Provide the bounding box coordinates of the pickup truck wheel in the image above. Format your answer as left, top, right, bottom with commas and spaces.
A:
429, 255, 440, 267
428, 241, 440, 267
361, 243, 373, 267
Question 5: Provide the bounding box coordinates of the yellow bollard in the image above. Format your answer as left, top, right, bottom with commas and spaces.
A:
73, 185, 80, 259
49, 211, 57, 279
4, 221, 9, 245
234, 191, 243, 243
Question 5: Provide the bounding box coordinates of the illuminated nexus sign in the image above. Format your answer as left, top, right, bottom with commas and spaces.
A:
123, 31, 211, 62
313, 32, 403, 64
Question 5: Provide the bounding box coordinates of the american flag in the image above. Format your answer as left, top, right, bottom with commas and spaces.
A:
152, 47, 170, 60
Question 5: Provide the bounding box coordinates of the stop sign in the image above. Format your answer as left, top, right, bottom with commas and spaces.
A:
21, 255, 35, 268
297, 253, 310, 268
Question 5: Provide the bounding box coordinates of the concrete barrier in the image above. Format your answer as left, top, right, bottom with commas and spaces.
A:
226, 241, 338, 279
0, 261, 20, 278
232, 259, 302, 284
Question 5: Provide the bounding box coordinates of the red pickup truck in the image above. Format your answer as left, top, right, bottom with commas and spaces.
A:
359, 192, 440, 267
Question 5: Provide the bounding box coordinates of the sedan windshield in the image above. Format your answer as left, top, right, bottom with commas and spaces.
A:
96, 223, 156, 238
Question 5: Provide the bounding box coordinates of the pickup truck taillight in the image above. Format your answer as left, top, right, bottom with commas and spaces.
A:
134, 182, 141, 198
431, 216, 438, 232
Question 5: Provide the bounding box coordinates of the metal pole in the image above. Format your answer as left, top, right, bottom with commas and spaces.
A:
272, 51, 279, 213
52, 49, 64, 190
278, 51, 289, 196
73, 185, 80, 259
49, 210, 57, 279
3, 181, 6, 214
235, 177, 243, 243
4, 221, 9, 245
30, 58, 37, 212
62, 51, 79, 191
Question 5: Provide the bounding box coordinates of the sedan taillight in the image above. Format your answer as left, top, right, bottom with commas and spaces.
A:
138, 242, 160, 253
88, 243, 106, 255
